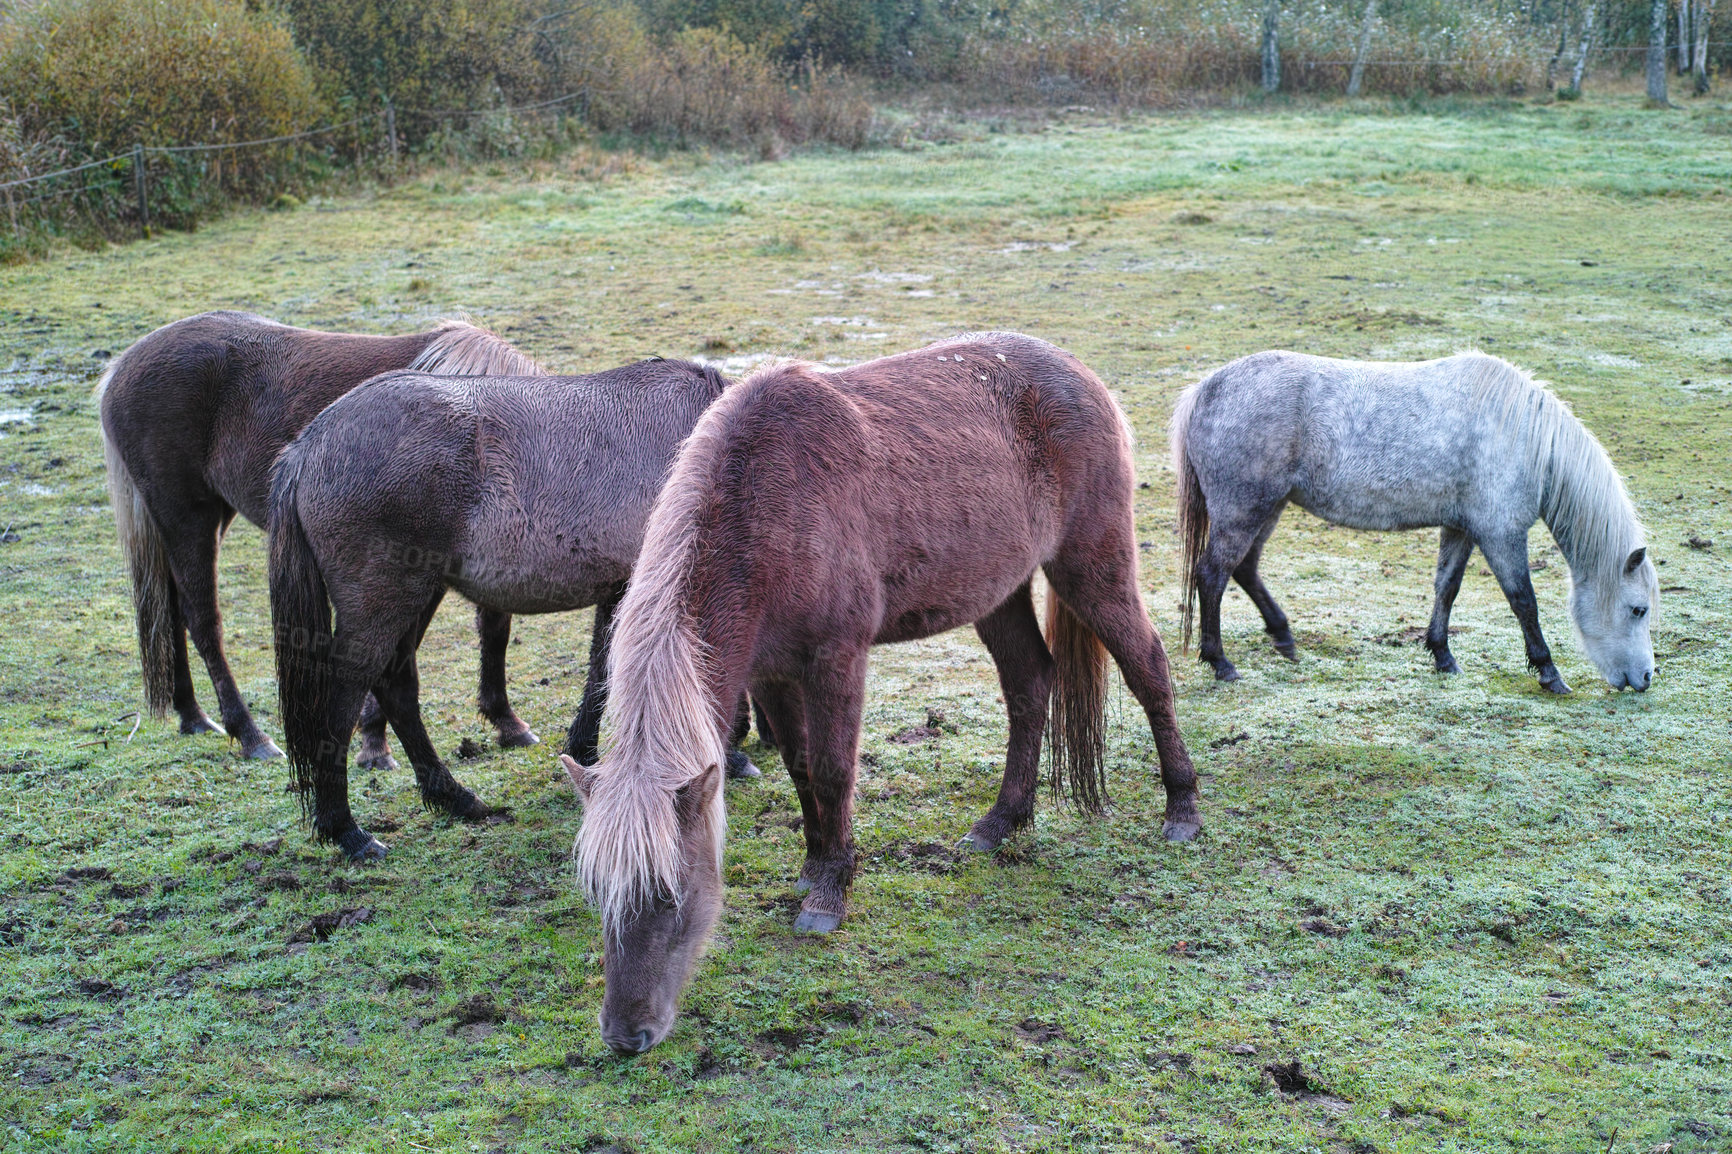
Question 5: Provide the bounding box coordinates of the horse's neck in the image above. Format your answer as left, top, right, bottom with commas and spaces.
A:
1533, 418, 1632, 580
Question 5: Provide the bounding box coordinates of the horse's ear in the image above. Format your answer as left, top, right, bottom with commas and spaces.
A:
1625, 547, 1647, 575
559, 754, 591, 802
675, 766, 721, 823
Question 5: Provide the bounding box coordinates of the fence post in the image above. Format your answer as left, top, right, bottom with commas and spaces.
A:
386, 99, 398, 167
132, 144, 149, 237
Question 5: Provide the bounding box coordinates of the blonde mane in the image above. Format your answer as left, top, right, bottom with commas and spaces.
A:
574, 390, 745, 930
409, 317, 544, 377
1463, 352, 1646, 610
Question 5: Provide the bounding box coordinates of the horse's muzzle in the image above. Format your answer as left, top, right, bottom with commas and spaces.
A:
601, 1020, 660, 1055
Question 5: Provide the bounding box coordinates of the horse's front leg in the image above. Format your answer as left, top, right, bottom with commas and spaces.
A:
1482, 534, 1570, 694
750, 680, 814, 889
564, 587, 622, 765
962, 582, 1054, 852
792, 650, 869, 934
477, 607, 538, 748
1425, 528, 1475, 675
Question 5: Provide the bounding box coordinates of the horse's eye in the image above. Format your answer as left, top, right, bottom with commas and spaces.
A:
1631, 605, 1648, 619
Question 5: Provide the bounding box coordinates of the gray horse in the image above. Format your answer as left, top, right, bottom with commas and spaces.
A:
269, 360, 757, 862
1171, 350, 1657, 693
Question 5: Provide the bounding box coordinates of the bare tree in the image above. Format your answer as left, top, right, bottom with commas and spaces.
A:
1568, 3, 1598, 97
1261, 1, 1281, 92
1693, 0, 1717, 93
1347, 0, 1377, 96
1680, 0, 1693, 73
1647, 0, 1671, 104
1547, 9, 1570, 89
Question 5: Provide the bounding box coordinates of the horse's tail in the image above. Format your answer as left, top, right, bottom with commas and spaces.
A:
267, 449, 332, 801
1044, 589, 1110, 814
1170, 381, 1208, 653
98, 363, 178, 718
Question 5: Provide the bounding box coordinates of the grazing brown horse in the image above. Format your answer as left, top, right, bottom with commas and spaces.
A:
565, 332, 1201, 1054
269, 360, 757, 862
98, 311, 542, 761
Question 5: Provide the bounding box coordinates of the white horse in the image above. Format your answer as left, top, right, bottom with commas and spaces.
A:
1170, 350, 1657, 693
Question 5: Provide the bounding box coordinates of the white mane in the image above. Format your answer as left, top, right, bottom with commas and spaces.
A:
573, 395, 737, 930
1462, 352, 1646, 611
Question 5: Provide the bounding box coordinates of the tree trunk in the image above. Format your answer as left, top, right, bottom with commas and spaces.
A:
1693, 0, 1716, 93
1261, 1, 1281, 93
1346, 0, 1377, 97
1647, 0, 1670, 104
1569, 3, 1597, 95
1547, 12, 1569, 89
1679, 0, 1693, 73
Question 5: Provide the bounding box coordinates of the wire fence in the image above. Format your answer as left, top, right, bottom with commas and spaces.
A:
0, 88, 607, 248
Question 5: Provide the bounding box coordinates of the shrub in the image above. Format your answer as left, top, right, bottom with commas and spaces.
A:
591, 26, 872, 150
0, 0, 321, 156
280, 0, 549, 140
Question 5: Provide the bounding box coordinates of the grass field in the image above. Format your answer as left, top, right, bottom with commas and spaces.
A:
2, 93, 1731, 1153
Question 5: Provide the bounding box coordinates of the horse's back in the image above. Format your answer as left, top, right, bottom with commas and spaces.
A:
1183, 350, 1528, 531
286, 362, 725, 613
704, 333, 1125, 642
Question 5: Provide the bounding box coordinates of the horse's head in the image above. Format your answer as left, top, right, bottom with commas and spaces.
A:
1571, 546, 1658, 691
565, 754, 724, 1055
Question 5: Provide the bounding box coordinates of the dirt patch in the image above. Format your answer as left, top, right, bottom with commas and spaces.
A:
445, 993, 513, 1040
880, 840, 958, 874
1012, 1018, 1067, 1044
287, 906, 373, 945
758, 1024, 818, 1051
889, 707, 953, 744
1263, 1060, 1350, 1115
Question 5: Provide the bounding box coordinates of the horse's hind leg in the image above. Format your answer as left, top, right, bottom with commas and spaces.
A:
308, 678, 387, 861
565, 586, 622, 766
750, 679, 814, 890
1425, 528, 1475, 674
724, 693, 761, 779
476, 607, 538, 748
1045, 552, 1201, 842
1196, 502, 1281, 682
962, 581, 1055, 852
163, 504, 281, 758
370, 593, 496, 821
1231, 511, 1295, 659
355, 693, 397, 772
166, 590, 219, 736
1479, 531, 1570, 694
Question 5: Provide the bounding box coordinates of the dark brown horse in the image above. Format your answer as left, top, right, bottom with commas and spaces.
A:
98, 311, 542, 761
269, 360, 758, 862
565, 332, 1201, 1054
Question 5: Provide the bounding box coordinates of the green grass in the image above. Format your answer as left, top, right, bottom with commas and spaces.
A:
2, 95, 1731, 1152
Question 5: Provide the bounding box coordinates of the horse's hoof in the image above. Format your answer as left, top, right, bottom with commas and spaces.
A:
1541, 676, 1572, 695
957, 830, 999, 853
180, 715, 223, 737
724, 751, 761, 780
243, 737, 284, 760
355, 752, 398, 773
496, 724, 539, 749
1162, 818, 1201, 843
1273, 640, 1299, 661
1213, 664, 1241, 683
338, 829, 388, 862
1434, 655, 1461, 675
793, 909, 842, 934
430, 788, 494, 822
